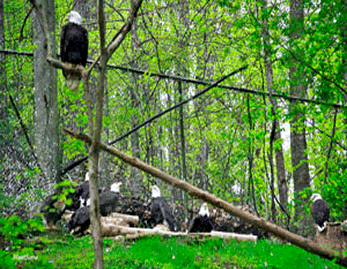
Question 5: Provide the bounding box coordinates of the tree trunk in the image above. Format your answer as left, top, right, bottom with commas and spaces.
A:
0, 0, 7, 120
178, 78, 188, 222
32, 0, 60, 185
85, 0, 108, 267
260, 0, 288, 222
128, 1, 142, 198
289, 0, 310, 235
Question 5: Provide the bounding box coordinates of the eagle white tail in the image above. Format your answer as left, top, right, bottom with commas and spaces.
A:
317, 222, 327, 232
65, 73, 81, 91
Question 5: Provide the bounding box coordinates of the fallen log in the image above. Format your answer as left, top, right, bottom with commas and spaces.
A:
101, 224, 178, 237
62, 129, 347, 268
100, 223, 257, 241
210, 231, 257, 242
102, 213, 139, 227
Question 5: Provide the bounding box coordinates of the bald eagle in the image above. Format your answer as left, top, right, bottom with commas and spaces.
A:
76, 172, 90, 207
189, 203, 214, 233
60, 11, 88, 90
68, 182, 122, 234
68, 205, 90, 235
310, 193, 330, 232
99, 182, 122, 216
150, 185, 179, 232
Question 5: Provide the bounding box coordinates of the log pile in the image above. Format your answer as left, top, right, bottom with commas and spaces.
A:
315, 222, 347, 250
96, 196, 262, 241
61, 192, 266, 241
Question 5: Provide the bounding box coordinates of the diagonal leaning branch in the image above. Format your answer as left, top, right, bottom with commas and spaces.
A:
62, 128, 347, 268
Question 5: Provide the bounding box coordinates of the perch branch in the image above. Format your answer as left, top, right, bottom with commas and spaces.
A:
62, 128, 347, 268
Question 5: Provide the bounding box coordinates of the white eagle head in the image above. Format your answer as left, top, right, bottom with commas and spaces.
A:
311, 193, 322, 203
199, 202, 209, 217
67, 11, 82, 25
151, 185, 161, 198
110, 182, 122, 193
85, 172, 89, 181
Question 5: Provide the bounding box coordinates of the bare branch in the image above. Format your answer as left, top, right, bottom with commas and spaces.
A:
86, 0, 143, 75
19, 6, 34, 42
106, 0, 143, 61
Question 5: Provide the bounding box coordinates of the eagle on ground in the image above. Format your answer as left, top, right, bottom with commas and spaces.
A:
189, 202, 214, 233
60, 11, 88, 90
68, 205, 90, 235
150, 185, 179, 232
68, 182, 122, 235
310, 193, 330, 232
75, 172, 91, 207
99, 182, 122, 216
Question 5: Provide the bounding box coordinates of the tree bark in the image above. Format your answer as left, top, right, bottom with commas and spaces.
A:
0, 0, 7, 128
128, 4, 142, 198
260, 0, 288, 221
32, 0, 60, 185
289, 0, 310, 235
85, 0, 108, 268
62, 128, 347, 268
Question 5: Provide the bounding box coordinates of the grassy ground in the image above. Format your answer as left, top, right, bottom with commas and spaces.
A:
2, 232, 344, 269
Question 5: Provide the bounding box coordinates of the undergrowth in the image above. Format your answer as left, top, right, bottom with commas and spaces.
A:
1, 232, 344, 269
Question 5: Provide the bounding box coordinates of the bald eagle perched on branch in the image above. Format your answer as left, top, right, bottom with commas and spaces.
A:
60, 11, 88, 90
310, 193, 330, 232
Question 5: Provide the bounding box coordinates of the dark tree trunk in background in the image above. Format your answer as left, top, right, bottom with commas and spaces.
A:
176, 0, 190, 221
0, 0, 7, 166
342, 0, 347, 87
129, 1, 143, 198
33, 0, 61, 185
260, 0, 287, 222
178, 78, 188, 222
0, 0, 7, 121
289, 0, 310, 235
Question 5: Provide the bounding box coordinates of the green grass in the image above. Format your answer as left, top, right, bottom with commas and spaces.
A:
4, 234, 344, 269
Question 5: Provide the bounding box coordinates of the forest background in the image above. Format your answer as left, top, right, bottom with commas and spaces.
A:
1, 0, 347, 240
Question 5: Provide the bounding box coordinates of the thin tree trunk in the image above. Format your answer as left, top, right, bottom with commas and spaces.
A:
246, 96, 259, 216
129, 0, 142, 197
178, 78, 188, 222
289, 0, 310, 235
32, 0, 60, 185
260, 0, 287, 221
176, 0, 190, 213
0, 0, 7, 120
87, 0, 108, 267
